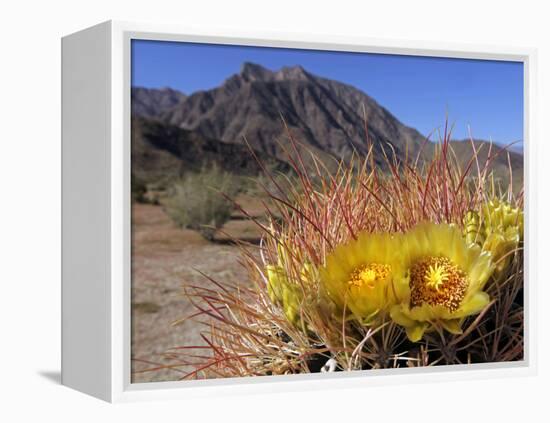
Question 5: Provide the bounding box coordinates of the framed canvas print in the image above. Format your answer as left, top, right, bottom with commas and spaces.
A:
61, 21, 537, 402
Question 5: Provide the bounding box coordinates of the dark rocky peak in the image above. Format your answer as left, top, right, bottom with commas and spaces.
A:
239, 62, 313, 84
275, 65, 311, 81
240, 62, 274, 82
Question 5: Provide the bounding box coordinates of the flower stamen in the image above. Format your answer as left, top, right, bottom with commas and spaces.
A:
425, 263, 449, 291
409, 256, 467, 312
348, 263, 391, 289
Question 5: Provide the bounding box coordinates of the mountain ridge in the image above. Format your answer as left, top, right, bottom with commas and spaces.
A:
156, 62, 427, 168
131, 62, 522, 184
131, 87, 187, 119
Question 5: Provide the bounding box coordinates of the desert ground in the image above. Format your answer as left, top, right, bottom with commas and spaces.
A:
131, 196, 263, 383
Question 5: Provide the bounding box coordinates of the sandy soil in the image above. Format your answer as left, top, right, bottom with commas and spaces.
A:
131, 198, 262, 383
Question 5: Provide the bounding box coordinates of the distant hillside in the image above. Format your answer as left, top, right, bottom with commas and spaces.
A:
442, 139, 523, 192
132, 62, 523, 186
132, 116, 290, 184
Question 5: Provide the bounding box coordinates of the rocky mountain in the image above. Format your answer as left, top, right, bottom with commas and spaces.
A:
131, 87, 187, 119
132, 62, 522, 182
159, 62, 427, 169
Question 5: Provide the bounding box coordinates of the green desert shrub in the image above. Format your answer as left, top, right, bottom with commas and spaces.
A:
244, 171, 300, 198
131, 173, 147, 203
164, 165, 239, 240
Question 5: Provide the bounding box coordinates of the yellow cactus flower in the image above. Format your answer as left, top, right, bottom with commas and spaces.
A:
320, 232, 400, 323
266, 263, 302, 324
484, 199, 524, 234
463, 210, 484, 245
463, 200, 523, 274
482, 200, 523, 273
266, 244, 314, 326
390, 222, 495, 342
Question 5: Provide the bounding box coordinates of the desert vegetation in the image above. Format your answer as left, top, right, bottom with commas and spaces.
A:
131, 172, 147, 203
135, 126, 523, 380
163, 165, 239, 241
130, 62, 523, 382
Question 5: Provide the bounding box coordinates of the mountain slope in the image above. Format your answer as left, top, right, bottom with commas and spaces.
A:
132, 116, 290, 183
131, 87, 187, 119
161, 62, 427, 168
444, 138, 523, 191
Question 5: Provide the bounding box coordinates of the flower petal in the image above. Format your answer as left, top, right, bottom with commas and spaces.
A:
406, 323, 429, 342
440, 318, 463, 335
454, 291, 491, 318
390, 305, 415, 328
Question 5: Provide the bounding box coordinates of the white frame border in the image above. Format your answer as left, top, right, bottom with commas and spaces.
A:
106, 20, 537, 403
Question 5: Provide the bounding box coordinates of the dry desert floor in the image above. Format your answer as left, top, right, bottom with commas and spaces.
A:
131, 197, 262, 383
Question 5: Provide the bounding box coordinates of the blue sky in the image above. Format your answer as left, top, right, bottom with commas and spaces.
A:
132, 39, 524, 147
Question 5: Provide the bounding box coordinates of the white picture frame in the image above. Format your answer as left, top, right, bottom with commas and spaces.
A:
61, 20, 537, 403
